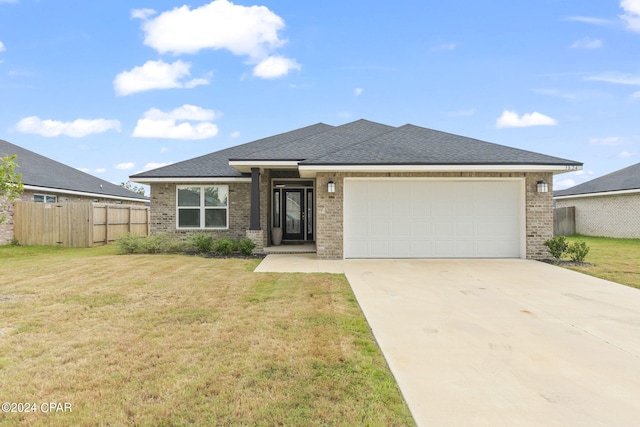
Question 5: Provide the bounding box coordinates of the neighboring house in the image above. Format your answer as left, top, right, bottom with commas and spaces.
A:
130, 119, 582, 259
0, 139, 148, 244
554, 162, 640, 238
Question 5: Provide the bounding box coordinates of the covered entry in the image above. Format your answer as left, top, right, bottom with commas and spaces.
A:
343, 178, 525, 258
272, 180, 314, 242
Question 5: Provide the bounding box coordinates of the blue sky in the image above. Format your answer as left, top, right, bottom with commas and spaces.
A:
1, 0, 640, 192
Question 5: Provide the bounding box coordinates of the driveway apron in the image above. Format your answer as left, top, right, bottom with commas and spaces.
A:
342, 259, 640, 427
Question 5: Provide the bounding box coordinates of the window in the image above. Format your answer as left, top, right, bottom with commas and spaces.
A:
177, 185, 228, 229
34, 194, 57, 203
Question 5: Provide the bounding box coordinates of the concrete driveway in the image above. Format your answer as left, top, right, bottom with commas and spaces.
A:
256, 256, 640, 426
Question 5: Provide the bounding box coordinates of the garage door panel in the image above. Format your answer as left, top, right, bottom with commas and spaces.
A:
344, 179, 522, 258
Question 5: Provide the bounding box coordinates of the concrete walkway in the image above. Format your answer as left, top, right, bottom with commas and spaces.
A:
255, 255, 640, 426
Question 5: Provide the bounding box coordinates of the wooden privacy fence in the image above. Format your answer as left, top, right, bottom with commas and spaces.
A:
554, 206, 576, 236
13, 202, 149, 247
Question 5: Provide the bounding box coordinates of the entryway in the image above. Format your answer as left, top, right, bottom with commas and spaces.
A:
272, 180, 314, 244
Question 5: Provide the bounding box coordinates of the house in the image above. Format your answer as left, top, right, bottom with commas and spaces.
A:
130, 119, 582, 259
554, 162, 640, 238
0, 139, 148, 244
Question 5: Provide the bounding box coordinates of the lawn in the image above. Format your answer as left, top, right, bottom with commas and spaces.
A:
562, 235, 640, 289
0, 245, 415, 426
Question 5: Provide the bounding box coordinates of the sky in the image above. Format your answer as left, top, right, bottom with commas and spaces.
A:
1, 0, 640, 193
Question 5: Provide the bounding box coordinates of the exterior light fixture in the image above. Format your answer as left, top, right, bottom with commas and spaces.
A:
537, 180, 549, 193
327, 180, 336, 193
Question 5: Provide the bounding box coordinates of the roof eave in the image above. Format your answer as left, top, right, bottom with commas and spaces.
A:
130, 176, 252, 185
228, 160, 301, 173
554, 188, 640, 199
298, 163, 582, 178
23, 185, 148, 203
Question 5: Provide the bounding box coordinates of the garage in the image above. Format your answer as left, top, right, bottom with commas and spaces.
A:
343, 178, 525, 258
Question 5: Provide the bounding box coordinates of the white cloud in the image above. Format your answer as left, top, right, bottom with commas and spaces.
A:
77, 167, 91, 173
586, 72, 640, 85
0, 41, 5, 52
565, 16, 612, 26
570, 37, 603, 49
230, 131, 240, 138
115, 162, 135, 170
619, 151, 637, 158
495, 110, 557, 128
621, 0, 640, 32
554, 178, 576, 190
160, 147, 169, 153
132, 105, 219, 140
15, 116, 121, 137
113, 60, 209, 96
131, 8, 156, 20
353, 88, 363, 96
137, 0, 298, 79
94, 168, 106, 174
143, 104, 218, 121
252, 56, 300, 78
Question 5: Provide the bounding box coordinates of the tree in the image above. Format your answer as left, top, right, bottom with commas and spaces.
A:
1, 155, 24, 223
120, 181, 146, 196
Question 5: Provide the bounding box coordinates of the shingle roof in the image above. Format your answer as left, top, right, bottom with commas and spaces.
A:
303, 124, 579, 165
554, 162, 640, 197
130, 119, 582, 180
0, 139, 147, 201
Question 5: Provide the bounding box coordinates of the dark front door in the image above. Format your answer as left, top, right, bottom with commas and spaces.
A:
283, 189, 304, 240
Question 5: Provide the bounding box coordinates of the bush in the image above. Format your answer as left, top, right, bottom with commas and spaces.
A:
567, 240, 590, 262
544, 236, 568, 263
213, 237, 236, 257
187, 233, 215, 254
117, 233, 144, 254
236, 237, 256, 256
142, 234, 169, 254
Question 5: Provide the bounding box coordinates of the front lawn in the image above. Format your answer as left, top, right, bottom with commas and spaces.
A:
562, 235, 640, 289
0, 245, 415, 426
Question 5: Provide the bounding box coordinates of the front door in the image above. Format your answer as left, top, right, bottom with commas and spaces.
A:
283, 189, 304, 240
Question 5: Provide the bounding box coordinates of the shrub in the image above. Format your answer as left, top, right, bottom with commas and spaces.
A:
187, 233, 215, 254
142, 234, 169, 254
567, 240, 590, 263
236, 237, 256, 256
213, 237, 236, 257
544, 236, 568, 263
117, 233, 144, 254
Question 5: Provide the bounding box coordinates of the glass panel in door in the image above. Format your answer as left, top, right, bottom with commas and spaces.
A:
283, 190, 304, 240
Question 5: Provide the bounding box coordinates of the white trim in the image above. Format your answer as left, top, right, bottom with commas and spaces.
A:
131, 177, 251, 184
176, 185, 229, 230
554, 188, 640, 200
342, 177, 527, 259
229, 160, 299, 173
23, 185, 146, 203
299, 164, 580, 177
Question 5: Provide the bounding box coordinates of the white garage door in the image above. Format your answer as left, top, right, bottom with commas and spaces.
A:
344, 179, 524, 258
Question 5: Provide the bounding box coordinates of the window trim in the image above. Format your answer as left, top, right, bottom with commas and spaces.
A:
176, 185, 229, 230
34, 194, 57, 203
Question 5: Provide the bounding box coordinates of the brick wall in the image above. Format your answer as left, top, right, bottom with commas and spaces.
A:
149, 182, 251, 240
0, 190, 145, 245
555, 192, 640, 238
315, 171, 554, 260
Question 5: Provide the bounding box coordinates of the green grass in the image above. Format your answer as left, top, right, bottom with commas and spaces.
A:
562, 235, 640, 289
0, 245, 415, 426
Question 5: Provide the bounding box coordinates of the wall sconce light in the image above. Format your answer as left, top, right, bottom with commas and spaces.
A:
537, 180, 549, 193
327, 180, 336, 193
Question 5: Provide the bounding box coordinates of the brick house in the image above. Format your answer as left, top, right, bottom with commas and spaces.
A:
1, 139, 148, 244
130, 119, 582, 259
554, 162, 640, 238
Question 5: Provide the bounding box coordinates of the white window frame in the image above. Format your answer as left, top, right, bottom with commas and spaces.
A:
176, 185, 229, 230
34, 194, 57, 203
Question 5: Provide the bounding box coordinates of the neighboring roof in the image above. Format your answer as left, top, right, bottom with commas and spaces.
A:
0, 139, 148, 202
131, 119, 582, 181
554, 162, 640, 198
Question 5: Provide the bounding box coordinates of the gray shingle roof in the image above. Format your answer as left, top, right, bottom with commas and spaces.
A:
554, 162, 640, 197
0, 139, 148, 201
303, 124, 580, 165
131, 119, 582, 180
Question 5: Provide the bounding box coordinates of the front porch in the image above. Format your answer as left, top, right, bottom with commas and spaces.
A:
263, 242, 317, 254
